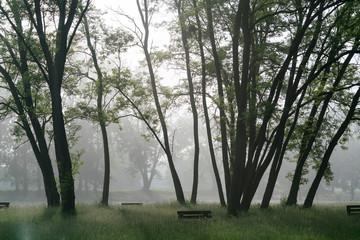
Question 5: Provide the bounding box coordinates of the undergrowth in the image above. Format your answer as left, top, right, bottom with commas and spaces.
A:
0, 203, 359, 240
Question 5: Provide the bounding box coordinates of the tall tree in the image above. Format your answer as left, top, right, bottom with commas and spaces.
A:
202, 0, 358, 215
0, 1, 60, 207
194, 0, 226, 207
303, 86, 360, 209
82, 9, 111, 206
175, 0, 201, 204
135, 0, 185, 204
204, 0, 231, 202
286, 3, 360, 207
69, 5, 136, 205
0, 0, 90, 214
262, 1, 326, 208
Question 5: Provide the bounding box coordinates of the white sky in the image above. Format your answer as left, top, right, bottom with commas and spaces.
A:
93, 0, 179, 86
94, 0, 137, 12
93, 0, 171, 45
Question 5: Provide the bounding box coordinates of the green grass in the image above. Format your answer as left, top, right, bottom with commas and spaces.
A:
0, 203, 359, 240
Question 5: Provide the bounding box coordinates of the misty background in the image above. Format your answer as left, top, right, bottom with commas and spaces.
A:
0, 0, 359, 209
1, 115, 359, 205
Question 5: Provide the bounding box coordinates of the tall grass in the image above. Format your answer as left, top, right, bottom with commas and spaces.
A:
0, 203, 359, 239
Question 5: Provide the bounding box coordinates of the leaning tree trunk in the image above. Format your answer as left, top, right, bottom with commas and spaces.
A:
261, 13, 322, 208
137, 0, 185, 204
304, 89, 360, 209
0, 66, 60, 207
144, 34, 185, 204
176, 0, 200, 204
205, 0, 231, 202
0, 10, 61, 207
28, 112, 60, 207
100, 122, 110, 206
195, 0, 226, 207
290, 33, 358, 207
144, 149, 160, 193
286, 19, 337, 207
14, 0, 91, 215
303, 54, 360, 209
237, 0, 320, 213
82, 12, 111, 206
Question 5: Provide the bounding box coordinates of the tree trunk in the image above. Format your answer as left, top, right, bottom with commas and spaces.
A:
237, 1, 322, 214
19, 0, 89, 215
137, 0, 185, 204
145, 150, 160, 192
288, 34, 358, 206
261, 11, 323, 208
350, 183, 355, 202
196, 0, 226, 207
51, 91, 76, 214
38, 157, 61, 207
304, 87, 360, 208
100, 122, 110, 206
303, 48, 360, 208
205, 0, 231, 202
0, 10, 61, 207
83, 12, 111, 206
260, 145, 283, 209
286, 111, 319, 206
142, 168, 151, 193
176, 0, 200, 204
23, 163, 29, 193
145, 40, 185, 204
0, 66, 60, 207
228, 0, 251, 216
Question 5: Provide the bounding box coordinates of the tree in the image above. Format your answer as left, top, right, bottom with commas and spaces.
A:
204, 0, 231, 203
73, 5, 119, 206
128, 0, 185, 204
73, 122, 104, 193
333, 144, 360, 202
122, 120, 164, 193
286, 3, 360, 207
72, 4, 152, 204
194, 0, 226, 207
163, 0, 228, 207
0, 1, 60, 207
6, 143, 38, 193
192, 0, 360, 215
303, 87, 360, 208
0, 0, 91, 214
174, 0, 201, 204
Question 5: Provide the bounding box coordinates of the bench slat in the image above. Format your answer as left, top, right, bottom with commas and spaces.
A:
121, 203, 143, 206
177, 210, 212, 219
0, 202, 10, 208
346, 205, 360, 215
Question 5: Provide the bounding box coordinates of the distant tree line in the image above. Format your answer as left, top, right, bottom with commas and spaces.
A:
0, 0, 359, 216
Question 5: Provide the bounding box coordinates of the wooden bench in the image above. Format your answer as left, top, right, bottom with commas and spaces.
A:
0, 202, 10, 209
177, 210, 212, 219
347, 205, 360, 215
121, 203, 143, 206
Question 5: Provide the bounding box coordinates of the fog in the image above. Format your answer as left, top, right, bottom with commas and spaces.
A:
1, 115, 359, 206
0, 0, 359, 208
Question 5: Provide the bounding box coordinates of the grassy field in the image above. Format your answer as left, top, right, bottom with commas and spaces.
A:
0, 203, 359, 240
